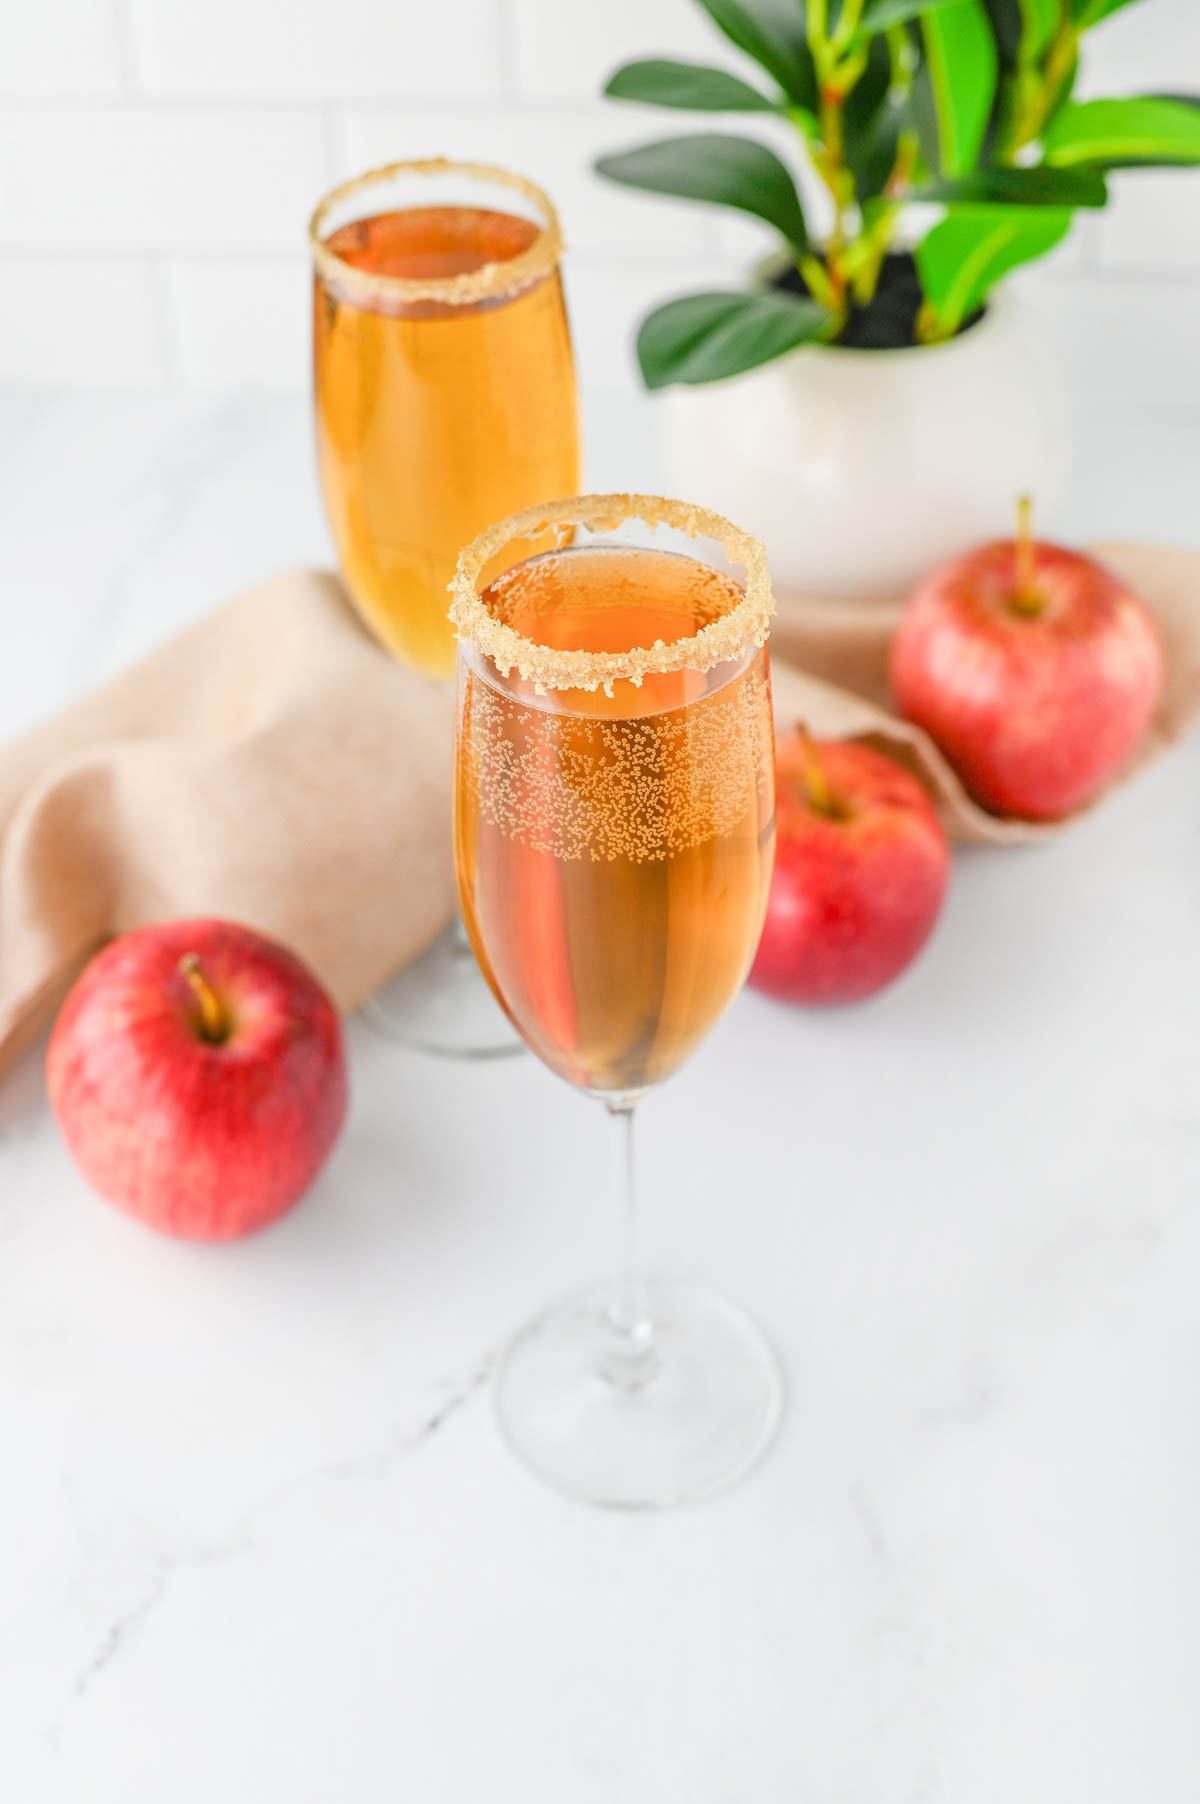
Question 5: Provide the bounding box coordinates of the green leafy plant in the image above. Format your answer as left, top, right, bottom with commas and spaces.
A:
595, 0, 1200, 386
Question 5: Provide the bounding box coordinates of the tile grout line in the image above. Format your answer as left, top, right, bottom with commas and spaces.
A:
2, 242, 1197, 284
0, 242, 728, 270
0, 93, 608, 114
319, 104, 343, 186
109, 0, 140, 98
147, 257, 180, 386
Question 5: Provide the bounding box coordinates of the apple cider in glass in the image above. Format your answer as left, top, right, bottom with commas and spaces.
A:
455, 544, 776, 1093
313, 181, 579, 682
451, 496, 782, 1511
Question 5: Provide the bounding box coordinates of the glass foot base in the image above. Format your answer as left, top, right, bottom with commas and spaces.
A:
494, 1280, 784, 1509
362, 919, 524, 1059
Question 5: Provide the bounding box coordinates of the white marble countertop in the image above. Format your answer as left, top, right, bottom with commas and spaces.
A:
2, 384, 1200, 1803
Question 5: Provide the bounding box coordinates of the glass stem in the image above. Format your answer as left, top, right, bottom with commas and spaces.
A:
602, 1098, 657, 1389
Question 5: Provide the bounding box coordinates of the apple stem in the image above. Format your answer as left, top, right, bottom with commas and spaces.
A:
798, 724, 837, 817
179, 954, 227, 1043
1012, 493, 1042, 617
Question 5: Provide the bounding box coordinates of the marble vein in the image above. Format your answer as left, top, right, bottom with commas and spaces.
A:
58, 1350, 494, 1728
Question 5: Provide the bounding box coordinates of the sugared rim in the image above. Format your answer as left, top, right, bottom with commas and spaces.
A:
308, 157, 564, 307
449, 493, 774, 694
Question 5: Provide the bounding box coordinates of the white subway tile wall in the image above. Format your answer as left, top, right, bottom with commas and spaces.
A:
127, 0, 503, 99
0, 0, 1196, 399
0, 0, 125, 97
0, 256, 164, 385
163, 258, 310, 391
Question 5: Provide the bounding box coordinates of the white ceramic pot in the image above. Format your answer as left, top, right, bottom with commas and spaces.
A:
662, 288, 1068, 600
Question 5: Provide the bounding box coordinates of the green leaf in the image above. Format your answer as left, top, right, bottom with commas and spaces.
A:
859, 0, 963, 26
842, 29, 892, 138
1070, 0, 1144, 25
843, 36, 906, 201
1043, 96, 1200, 167
848, 96, 910, 199
1016, 0, 1060, 60
604, 59, 783, 112
914, 1, 1000, 175
914, 163, 1108, 203
595, 134, 809, 248
1043, 50, 1079, 133
916, 204, 1071, 332
981, 0, 1022, 66
636, 290, 831, 388
695, 0, 818, 109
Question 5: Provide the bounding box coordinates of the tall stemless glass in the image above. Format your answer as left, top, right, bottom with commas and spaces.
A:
310, 158, 580, 1055
451, 494, 783, 1508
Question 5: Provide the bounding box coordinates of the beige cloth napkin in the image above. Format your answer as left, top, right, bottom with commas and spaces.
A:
769, 543, 1200, 845
0, 570, 455, 1077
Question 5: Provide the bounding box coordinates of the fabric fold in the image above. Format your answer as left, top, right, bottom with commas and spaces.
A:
0, 570, 456, 1077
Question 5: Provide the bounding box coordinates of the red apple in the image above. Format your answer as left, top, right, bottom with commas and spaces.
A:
891, 508, 1164, 821
47, 919, 347, 1240
750, 735, 950, 1006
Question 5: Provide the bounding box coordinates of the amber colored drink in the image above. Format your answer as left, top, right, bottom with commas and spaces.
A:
313, 206, 579, 680
456, 547, 775, 1093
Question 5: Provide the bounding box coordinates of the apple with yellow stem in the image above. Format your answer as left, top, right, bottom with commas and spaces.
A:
750, 732, 950, 1006
890, 498, 1164, 821
47, 919, 347, 1240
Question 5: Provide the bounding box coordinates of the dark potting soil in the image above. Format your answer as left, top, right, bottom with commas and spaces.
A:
771, 250, 984, 350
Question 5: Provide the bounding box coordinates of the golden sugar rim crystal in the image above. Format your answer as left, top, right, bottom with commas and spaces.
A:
309, 157, 565, 308
449, 493, 775, 696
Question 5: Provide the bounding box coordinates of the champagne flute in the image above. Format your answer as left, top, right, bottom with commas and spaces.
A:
310, 158, 580, 1056
451, 494, 782, 1507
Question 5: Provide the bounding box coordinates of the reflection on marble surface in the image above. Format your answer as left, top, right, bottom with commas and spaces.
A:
1, 390, 1199, 1802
